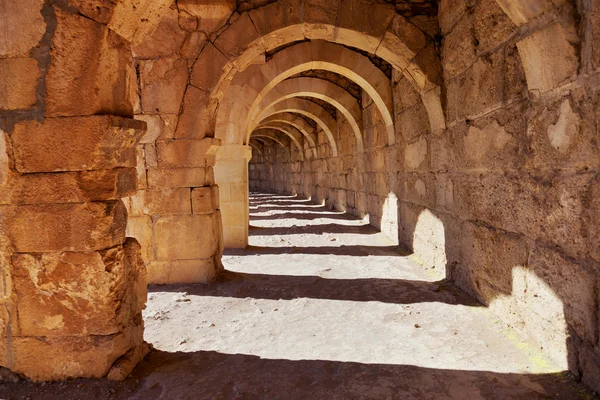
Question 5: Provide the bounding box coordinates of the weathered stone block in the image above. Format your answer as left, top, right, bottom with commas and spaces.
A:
0, 0, 45, 57
107, 0, 172, 45
191, 186, 218, 214
132, 7, 187, 59
12, 244, 138, 336
147, 167, 207, 188
169, 259, 217, 284
473, 0, 516, 54
46, 10, 134, 117
441, 11, 476, 79
156, 138, 220, 168
178, 0, 234, 34
126, 215, 154, 263
154, 214, 219, 260
140, 57, 189, 114
14, 169, 137, 204
529, 245, 597, 344
9, 322, 144, 381
0, 58, 40, 110
517, 23, 578, 93
175, 86, 212, 139
190, 43, 231, 92
9, 201, 126, 252
127, 187, 192, 216
11, 116, 146, 173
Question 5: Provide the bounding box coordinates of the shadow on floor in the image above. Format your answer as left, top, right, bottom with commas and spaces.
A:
249, 223, 377, 236
124, 350, 596, 400
1, 350, 594, 400
225, 244, 410, 257
249, 212, 350, 221
148, 272, 480, 306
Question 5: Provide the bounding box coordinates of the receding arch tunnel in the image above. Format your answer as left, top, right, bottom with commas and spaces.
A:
1, 0, 599, 398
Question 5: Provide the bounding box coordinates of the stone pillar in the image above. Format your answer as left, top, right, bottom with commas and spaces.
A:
214, 145, 252, 248
125, 138, 224, 284
1, 117, 148, 381
0, 1, 163, 380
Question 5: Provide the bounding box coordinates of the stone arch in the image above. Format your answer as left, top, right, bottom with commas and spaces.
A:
251, 130, 289, 149
255, 98, 338, 157
257, 123, 313, 159
253, 126, 304, 159
260, 114, 319, 154
214, 40, 393, 148
252, 77, 364, 152
493, 0, 580, 93
257, 120, 318, 159
248, 141, 264, 156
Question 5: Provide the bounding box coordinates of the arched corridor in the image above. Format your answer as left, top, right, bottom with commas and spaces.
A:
1, 0, 600, 398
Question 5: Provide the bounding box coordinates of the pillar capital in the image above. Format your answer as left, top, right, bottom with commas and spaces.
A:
215, 145, 253, 162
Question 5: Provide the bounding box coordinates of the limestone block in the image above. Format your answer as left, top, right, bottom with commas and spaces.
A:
495, 0, 550, 26
107, 0, 173, 45
12, 246, 134, 336
451, 172, 594, 261
178, 0, 235, 34
168, 259, 217, 284
147, 167, 207, 188
517, 23, 578, 93
446, 50, 504, 120
0, 58, 40, 110
398, 102, 431, 143
68, 0, 117, 24
191, 186, 219, 214
393, 74, 422, 114
11, 116, 145, 173
14, 169, 137, 204
154, 214, 219, 260
464, 121, 514, 162
213, 13, 261, 65
156, 138, 221, 168
180, 31, 208, 59
46, 10, 134, 117
146, 261, 170, 284
132, 7, 188, 58
9, 201, 126, 252
126, 215, 154, 263
441, 12, 476, 79
438, 0, 468, 33
190, 42, 231, 92
336, 0, 394, 53
127, 187, 192, 216
160, 114, 179, 140
248, 0, 303, 50
220, 201, 247, 227
140, 57, 189, 114
473, 0, 516, 53
405, 137, 428, 170
144, 143, 158, 167
528, 245, 597, 344
0, 0, 45, 57
136, 146, 148, 190
175, 86, 212, 139
377, 14, 428, 70
9, 322, 144, 381
455, 222, 528, 303
134, 114, 164, 144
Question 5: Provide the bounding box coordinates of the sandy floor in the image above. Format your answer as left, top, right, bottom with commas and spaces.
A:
1, 193, 597, 400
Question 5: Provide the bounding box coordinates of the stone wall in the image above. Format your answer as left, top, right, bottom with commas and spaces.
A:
0, 0, 175, 381
126, 3, 227, 283
249, 0, 600, 393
